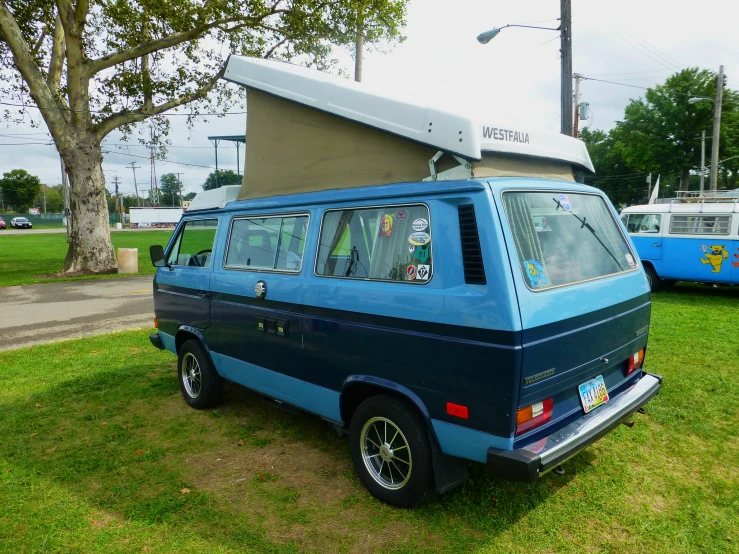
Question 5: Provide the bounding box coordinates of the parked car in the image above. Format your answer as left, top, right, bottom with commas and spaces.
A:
10, 217, 32, 229
147, 56, 662, 508
0, 217, 5, 229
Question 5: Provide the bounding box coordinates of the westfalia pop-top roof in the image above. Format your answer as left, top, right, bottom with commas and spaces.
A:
222, 56, 594, 200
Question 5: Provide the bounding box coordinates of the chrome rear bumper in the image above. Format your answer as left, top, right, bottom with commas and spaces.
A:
487, 372, 662, 481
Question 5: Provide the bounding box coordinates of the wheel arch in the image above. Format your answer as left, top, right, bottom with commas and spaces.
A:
175, 325, 212, 354
340, 376, 439, 448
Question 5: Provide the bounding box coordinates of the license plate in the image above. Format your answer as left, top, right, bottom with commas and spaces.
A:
578, 375, 609, 413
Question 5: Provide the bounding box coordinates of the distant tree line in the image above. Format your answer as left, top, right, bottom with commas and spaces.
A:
581, 68, 739, 206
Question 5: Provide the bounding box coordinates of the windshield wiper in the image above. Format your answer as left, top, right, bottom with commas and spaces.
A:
552, 197, 625, 271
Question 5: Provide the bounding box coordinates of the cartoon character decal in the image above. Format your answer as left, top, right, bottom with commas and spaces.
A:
524, 259, 548, 288
701, 244, 728, 273
379, 214, 394, 237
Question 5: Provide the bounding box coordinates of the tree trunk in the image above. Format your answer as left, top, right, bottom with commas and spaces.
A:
62, 139, 117, 274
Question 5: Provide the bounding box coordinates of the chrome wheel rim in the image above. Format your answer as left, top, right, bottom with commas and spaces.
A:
182, 353, 202, 398
360, 417, 412, 490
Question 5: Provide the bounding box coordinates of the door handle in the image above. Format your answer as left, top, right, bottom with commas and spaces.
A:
652, 243, 661, 247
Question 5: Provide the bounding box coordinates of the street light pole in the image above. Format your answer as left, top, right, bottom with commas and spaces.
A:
700, 130, 706, 194
710, 65, 724, 192
560, 0, 573, 136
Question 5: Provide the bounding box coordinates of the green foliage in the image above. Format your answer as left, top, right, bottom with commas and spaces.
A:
158, 173, 183, 207
611, 68, 739, 189
182, 191, 197, 201
0, 169, 42, 213
202, 169, 242, 191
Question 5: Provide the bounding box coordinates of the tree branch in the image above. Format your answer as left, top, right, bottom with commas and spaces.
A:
265, 36, 289, 59
0, 2, 70, 138
87, 9, 288, 76
92, 68, 225, 140
47, 15, 65, 93
30, 29, 48, 56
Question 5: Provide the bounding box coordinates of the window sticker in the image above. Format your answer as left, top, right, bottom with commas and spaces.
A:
395, 209, 408, 220
412, 244, 430, 264
408, 232, 431, 246
408, 244, 416, 253
524, 259, 549, 288
412, 217, 428, 232
416, 264, 430, 280
406, 265, 417, 279
533, 215, 552, 232
557, 193, 572, 211
379, 214, 394, 237
625, 253, 636, 268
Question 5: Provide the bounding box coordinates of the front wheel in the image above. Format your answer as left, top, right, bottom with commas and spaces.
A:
349, 396, 434, 508
177, 339, 223, 409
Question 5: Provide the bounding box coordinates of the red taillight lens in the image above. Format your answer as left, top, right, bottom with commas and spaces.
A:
515, 398, 553, 436
628, 349, 645, 374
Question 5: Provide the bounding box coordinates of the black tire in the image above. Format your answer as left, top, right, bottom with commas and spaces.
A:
349, 395, 434, 508
644, 264, 661, 292
177, 339, 223, 409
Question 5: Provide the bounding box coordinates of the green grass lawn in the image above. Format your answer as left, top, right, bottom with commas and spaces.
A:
0, 231, 174, 287
1, 286, 737, 553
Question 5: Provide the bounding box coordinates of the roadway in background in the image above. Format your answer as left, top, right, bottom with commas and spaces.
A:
0, 276, 154, 351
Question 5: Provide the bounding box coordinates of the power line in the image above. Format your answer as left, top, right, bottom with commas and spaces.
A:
0, 100, 246, 117
579, 76, 649, 90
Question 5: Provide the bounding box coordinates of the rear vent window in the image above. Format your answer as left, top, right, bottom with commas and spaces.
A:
458, 204, 486, 285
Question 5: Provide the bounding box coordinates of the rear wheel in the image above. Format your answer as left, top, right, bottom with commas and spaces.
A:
349, 395, 434, 508
644, 265, 661, 291
177, 339, 223, 409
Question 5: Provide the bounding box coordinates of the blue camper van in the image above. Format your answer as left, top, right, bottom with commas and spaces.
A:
621, 202, 739, 290
147, 56, 662, 508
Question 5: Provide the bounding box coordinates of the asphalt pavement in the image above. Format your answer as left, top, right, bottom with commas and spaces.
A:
0, 276, 154, 351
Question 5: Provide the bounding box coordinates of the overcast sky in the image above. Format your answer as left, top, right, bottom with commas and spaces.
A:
1, 0, 738, 200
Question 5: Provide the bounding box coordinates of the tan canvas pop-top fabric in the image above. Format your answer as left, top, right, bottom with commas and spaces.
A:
239, 89, 575, 200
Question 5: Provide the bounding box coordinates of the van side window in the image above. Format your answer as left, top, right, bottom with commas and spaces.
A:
315, 204, 432, 282
225, 215, 309, 272
669, 215, 731, 235
167, 219, 219, 268
624, 214, 661, 234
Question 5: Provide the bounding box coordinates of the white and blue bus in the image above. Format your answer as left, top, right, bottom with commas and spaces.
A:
621, 202, 739, 290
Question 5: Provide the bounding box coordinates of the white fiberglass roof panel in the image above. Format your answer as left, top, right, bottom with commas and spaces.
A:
224, 56, 481, 160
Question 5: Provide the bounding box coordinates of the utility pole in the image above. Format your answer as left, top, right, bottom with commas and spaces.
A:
700, 130, 706, 194
573, 73, 582, 138
43, 186, 47, 215
112, 175, 122, 222
354, 8, 364, 82
128, 162, 141, 207
175, 173, 184, 207
560, 0, 573, 136
60, 155, 70, 242
709, 65, 724, 192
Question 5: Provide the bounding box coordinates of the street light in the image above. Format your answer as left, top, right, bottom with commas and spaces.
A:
688, 97, 712, 104
477, 20, 573, 136
476, 24, 559, 44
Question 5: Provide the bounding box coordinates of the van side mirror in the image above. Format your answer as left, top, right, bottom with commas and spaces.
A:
150, 245, 168, 267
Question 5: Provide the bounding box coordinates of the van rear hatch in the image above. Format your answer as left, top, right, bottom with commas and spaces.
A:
499, 189, 651, 445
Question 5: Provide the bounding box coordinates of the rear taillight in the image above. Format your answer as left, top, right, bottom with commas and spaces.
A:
627, 349, 645, 374
515, 398, 553, 436
153, 317, 159, 329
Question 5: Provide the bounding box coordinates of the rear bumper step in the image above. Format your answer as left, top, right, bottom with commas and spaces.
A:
487, 372, 663, 482
149, 333, 165, 350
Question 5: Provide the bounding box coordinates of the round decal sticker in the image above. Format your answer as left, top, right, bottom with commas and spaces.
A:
625, 253, 636, 268
406, 265, 417, 279
408, 244, 416, 253
395, 209, 408, 220
408, 232, 431, 246
412, 217, 428, 232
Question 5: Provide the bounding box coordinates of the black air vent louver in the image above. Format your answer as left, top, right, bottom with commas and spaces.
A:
458, 204, 486, 285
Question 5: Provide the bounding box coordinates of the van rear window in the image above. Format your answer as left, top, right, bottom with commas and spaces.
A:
502, 191, 635, 290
